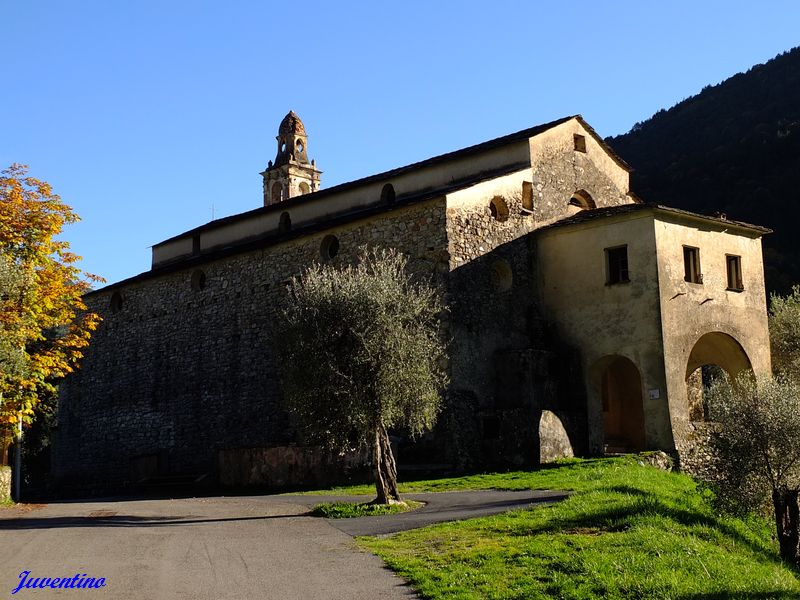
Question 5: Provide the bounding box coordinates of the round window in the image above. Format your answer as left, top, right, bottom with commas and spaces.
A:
489, 197, 510, 222
320, 235, 340, 261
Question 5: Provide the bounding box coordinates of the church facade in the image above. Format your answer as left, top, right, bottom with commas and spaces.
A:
52, 113, 771, 493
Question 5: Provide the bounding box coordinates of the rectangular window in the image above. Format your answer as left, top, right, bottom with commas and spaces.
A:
521, 181, 533, 212
574, 134, 587, 153
683, 246, 702, 284
606, 245, 629, 285
726, 254, 744, 291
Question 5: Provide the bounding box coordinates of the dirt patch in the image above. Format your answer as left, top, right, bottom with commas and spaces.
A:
0, 503, 46, 518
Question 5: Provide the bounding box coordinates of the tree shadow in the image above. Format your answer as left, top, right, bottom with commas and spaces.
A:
0, 512, 306, 530
676, 593, 800, 600
504, 483, 783, 567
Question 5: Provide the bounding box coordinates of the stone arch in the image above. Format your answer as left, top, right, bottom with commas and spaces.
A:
685, 332, 753, 421
569, 189, 596, 211
685, 332, 753, 381
592, 355, 646, 452
298, 182, 310, 195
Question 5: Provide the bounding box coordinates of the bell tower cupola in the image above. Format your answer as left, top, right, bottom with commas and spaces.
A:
260, 111, 322, 206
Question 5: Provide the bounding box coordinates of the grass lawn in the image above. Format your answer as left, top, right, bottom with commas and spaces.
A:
311, 499, 423, 518
308, 456, 800, 599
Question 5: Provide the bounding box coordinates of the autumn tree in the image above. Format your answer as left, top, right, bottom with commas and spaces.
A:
274, 248, 447, 504
706, 375, 800, 569
0, 164, 101, 465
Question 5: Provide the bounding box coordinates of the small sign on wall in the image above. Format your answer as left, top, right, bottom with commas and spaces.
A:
648, 389, 661, 400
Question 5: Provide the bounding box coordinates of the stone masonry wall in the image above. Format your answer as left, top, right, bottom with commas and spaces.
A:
52, 200, 448, 494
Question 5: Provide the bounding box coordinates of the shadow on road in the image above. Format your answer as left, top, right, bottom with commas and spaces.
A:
0, 512, 307, 530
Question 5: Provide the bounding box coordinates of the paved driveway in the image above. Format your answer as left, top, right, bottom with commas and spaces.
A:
0, 490, 564, 599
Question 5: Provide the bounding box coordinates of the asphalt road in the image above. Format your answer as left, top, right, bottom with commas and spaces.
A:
0, 490, 565, 599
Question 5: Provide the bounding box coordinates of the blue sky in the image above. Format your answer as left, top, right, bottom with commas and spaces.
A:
2, 1, 799, 285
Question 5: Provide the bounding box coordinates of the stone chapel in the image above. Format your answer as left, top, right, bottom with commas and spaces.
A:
52, 113, 772, 493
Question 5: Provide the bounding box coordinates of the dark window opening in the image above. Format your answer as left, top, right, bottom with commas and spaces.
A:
521, 181, 533, 212
606, 246, 629, 285
320, 234, 339, 261
191, 270, 206, 291
569, 189, 596, 210
574, 134, 587, 153
271, 182, 283, 203
489, 196, 509, 222
109, 291, 123, 313
726, 254, 743, 291
683, 246, 702, 284
381, 183, 396, 204
279, 211, 292, 233
489, 260, 513, 292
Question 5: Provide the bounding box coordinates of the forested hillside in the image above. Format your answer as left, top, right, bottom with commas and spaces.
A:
609, 47, 800, 294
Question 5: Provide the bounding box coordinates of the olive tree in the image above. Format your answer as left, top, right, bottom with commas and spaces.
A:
770, 285, 800, 380
706, 375, 800, 568
273, 247, 448, 504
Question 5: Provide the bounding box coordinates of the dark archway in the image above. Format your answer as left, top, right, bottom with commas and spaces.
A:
685, 332, 753, 421
598, 355, 646, 452
685, 332, 752, 381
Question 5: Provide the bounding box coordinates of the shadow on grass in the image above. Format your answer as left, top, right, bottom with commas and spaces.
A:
676, 593, 800, 600
505, 483, 781, 566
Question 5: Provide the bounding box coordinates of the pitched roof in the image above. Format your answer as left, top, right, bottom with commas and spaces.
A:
155, 114, 627, 249
536, 203, 772, 236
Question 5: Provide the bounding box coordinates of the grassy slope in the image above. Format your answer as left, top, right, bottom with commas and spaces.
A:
310, 457, 799, 599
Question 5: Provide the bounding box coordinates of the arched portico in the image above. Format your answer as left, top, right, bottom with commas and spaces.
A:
684, 331, 753, 422
591, 355, 646, 452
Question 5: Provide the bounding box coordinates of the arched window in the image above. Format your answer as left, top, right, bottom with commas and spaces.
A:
490, 260, 513, 292
279, 211, 292, 233
298, 182, 310, 195
271, 182, 283, 203
569, 189, 596, 210
381, 183, 396, 204
489, 196, 509, 222
109, 291, 123, 313
191, 270, 206, 291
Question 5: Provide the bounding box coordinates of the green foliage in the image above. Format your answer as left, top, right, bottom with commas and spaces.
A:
706, 376, 800, 512
770, 285, 800, 380
311, 500, 423, 519
273, 247, 448, 502
356, 457, 800, 599
275, 247, 447, 449
609, 46, 800, 294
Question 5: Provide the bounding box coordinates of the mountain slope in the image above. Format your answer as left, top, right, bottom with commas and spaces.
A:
609, 47, 800, 294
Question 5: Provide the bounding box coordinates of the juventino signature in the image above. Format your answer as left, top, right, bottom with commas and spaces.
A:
11, 571, 107, 594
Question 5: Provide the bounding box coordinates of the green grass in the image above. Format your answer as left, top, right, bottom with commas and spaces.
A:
313, 456, 800, 599
311, 499, 424, 518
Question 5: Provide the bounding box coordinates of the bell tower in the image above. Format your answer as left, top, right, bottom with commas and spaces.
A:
260, 111, 322, 206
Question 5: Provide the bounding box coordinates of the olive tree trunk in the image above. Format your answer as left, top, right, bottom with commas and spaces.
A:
772, 487, 800, 569
372, 424, 400, 504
